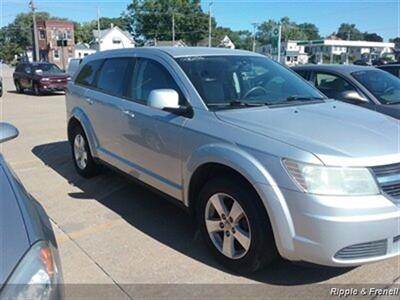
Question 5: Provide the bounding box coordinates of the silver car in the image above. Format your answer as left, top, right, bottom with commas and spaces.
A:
66, 47, 400, 273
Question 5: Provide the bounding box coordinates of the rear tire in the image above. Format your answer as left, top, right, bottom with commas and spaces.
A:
70, 125, 101, 178
196, 176, 277, 273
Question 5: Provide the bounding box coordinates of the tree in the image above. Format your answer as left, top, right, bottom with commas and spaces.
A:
256, 17, 320, 45
0, 42, 23, 63
125, 0, 209, 45
335, 23, 364, 40
297, 23, 320, 40
364, 32, 383, 42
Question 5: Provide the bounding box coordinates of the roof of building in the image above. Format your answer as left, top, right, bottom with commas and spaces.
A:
75, 43, 91, 50
92, 26, 134, 43
292, 64, 378, 74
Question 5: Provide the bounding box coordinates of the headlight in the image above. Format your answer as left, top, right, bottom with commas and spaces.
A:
40, 78, 50, 82
67, 76, 72, 81
0, 241, 63, 299
283, 159, 379, 196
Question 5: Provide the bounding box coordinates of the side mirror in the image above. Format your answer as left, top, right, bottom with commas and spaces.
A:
0, 123, 19, 143
148, 89, 193, 118
340, 91, 368, 103
148, 89, 180, 110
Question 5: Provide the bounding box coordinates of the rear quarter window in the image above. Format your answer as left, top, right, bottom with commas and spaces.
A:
75, 59, 104, 87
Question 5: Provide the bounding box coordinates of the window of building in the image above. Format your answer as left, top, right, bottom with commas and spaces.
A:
66, 29, 73, 40
39, 30, 46, 40
53, 49, 60, 60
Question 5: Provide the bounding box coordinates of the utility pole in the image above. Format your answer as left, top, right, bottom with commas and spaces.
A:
251, 22, 258, 52
208, 2, 213, 47
172, 10, 175, 46
29, 0, 40, 61
277, 23, 282, 63
97, 6, 101, 50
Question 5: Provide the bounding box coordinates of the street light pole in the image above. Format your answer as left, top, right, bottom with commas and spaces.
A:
251, 22, 258, 52
29, 0, 40, 61
97, 6, 101, 50
208, 2, 213, 47
172, 10, 175, 46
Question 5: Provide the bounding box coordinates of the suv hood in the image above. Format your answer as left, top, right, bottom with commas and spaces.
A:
216, 101, 400, 167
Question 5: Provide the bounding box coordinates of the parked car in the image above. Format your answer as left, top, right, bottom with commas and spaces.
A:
293, 64, 400, 119
353, 59, 372, 66
67, 58, 82, 77
0, 123, 63, 298
378, 64, 400, 78
13, 62, 71, 95
67, 48, 400, 273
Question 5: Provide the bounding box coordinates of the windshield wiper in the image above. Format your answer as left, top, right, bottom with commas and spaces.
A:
208, 100, 268, 108
286, 96, 325, 102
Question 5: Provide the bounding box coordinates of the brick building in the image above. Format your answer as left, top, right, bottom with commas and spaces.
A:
36, 20, 75, 69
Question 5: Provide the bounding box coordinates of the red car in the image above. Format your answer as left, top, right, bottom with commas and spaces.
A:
13, 62, 71, 95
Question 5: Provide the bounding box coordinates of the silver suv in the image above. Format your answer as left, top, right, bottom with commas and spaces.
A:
66, 47, 400, 273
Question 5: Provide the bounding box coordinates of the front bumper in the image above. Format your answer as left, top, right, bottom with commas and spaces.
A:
257, 184, 400, 267
39, 82, 67, 91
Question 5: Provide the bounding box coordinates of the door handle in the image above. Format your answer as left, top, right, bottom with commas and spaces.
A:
122, 110, 135, 118
85, 97, 94, 105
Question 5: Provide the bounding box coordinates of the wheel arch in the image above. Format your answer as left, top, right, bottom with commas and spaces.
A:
184, 143, 296, 258
67, 108, 98, 157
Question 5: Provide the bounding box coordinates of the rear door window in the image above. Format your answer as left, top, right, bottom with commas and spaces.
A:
75, 59, 104, 87
96, 58, 134, 97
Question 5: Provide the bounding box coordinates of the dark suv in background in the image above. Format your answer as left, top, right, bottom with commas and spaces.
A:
13, 62, 70, 95
293, 64, 400, 120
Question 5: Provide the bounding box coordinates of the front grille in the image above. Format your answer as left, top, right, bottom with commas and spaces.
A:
335, 239, 387, 260
394, 235, 400, 243
371, 163, 400, 199
372, 163, 400, 177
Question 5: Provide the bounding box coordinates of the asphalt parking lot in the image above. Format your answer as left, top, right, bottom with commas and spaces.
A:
0, 64, 399, 299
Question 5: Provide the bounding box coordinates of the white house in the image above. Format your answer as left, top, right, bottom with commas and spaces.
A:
92, 26, 135, 51
257, 40, 308, 66
297, 39, 395, 64
74, 43, 96, 59
219, 35, 235, 49
145, 39, 187, 47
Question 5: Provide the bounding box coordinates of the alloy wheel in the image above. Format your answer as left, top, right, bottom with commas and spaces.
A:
74, 134, 88, 170
204, 193, 251, 259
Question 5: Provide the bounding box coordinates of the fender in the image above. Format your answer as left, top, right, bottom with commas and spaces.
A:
183, 143, 296, 257
68, 107, 99, 158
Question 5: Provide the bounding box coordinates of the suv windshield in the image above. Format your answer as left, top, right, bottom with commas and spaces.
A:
176, 55, 324, 109
352, 70, 400, 104
33, 64, 63, 74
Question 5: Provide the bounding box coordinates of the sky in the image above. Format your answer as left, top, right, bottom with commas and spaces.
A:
1, 0, 399, 41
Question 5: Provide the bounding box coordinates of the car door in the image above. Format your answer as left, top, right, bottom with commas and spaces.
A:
83, 57, 135, 160
117, 57, 187, 199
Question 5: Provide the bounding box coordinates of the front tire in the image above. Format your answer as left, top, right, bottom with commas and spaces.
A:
33, 83, 41, 96
70, 126, 101, 178
15, 80, 22, 93
197, 176, 277, 273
